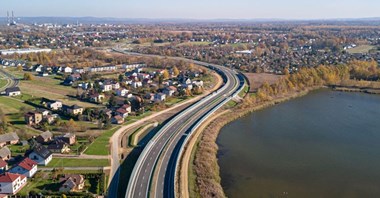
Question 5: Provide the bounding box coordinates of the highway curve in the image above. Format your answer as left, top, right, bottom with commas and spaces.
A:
122, 50, 244, 198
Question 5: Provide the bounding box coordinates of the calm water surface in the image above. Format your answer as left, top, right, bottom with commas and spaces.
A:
217, 89, 380, 198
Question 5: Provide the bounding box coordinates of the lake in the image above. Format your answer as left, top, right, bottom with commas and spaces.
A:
217, 89, 380, 198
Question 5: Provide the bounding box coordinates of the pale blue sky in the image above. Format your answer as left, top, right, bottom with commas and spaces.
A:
2, 0, 380, 19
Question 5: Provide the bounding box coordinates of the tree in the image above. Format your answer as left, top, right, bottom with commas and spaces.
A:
62, 119, 78, 133
0, 108, 7, 133
118, 74, 124, 82
173, 66, 180, 76
17, 65, 23, 71
108, 95, 117, 107
23, 73, 34, 81
162, 69, 170, 80
188, 63, 195, 71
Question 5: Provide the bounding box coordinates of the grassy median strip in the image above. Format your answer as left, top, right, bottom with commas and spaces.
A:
46, 158, 109, 167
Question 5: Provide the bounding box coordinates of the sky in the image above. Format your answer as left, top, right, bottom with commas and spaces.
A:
1, 0, 380, 20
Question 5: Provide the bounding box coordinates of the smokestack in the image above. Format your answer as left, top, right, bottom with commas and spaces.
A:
12, 11, 14, 22
7, 11, 9, 24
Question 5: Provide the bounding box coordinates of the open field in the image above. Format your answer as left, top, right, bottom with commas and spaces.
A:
0, 79, 7, 89
0, 96, 32, 114
243, 73, 282, 92
46, 158, 109, 167
347, 45, 376, 54
5, 68, 101, 108
84, 127, 121, 155
177, 41, 211, 46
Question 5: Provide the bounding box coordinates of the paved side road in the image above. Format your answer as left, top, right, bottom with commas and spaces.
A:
0, 68, 19, 92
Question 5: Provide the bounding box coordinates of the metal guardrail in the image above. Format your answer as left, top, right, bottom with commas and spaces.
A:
125, 64, 231, 198
173, 71, 245, 198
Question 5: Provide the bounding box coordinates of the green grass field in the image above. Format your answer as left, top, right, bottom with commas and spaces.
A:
84, 127, 120, 155
46, 158, 109, 167
0, 96, 32, 114
0, 79, 8, 89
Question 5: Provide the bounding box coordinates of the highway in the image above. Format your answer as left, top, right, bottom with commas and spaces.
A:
120, 49, 244, 198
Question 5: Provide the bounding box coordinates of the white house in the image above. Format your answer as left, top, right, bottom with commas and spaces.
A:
0, 173, 27, 195
100, 82, 112, 92
116, 89, 129, 97
9, 158, 38, 178
63, 67, 72, 73
154, 93, 166, 102
132, 81, 143, 88
5, 87, 21, 97
78, 82, 92, 90
28, 145, 53, 166
47, 100, 62, 110
193, 80, 204, 87
111, 82, 120, 90
163, 86, 177, 97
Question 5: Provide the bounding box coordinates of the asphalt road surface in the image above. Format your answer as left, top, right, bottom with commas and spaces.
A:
123, 50, 244, 198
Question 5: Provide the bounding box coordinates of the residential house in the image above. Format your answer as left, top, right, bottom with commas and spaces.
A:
4, 87, 21, 97
78, 82, 92, 90
142, 78, 153, 85
67, 73, 81, 82
163, 86, 177, 97
111, 115, 124, 125
182, 83, 193, 90
0, 159, 8, 173
100, 82, 112, 92
73, 68, 85, 74
89, 93, 105, 103
116, 89, 129, 97
36, 131, 53, 144
9, 158, 38, 178
122, 63, 146, 71
145, 93, 155, 101
131, 81, 142, 88
38, 72, 49, 77
47, 140, 70, 154
57, 133, 76, 145
0, 133, 19, 147
154, 93, 166, 102
63, 66, 72, 73
0, 173, 27, 194
89, 65, 117, 73
33, 64, 44, 72
47, 100, 62, 110
193, 80, 204, 87
59, 174, 85, 192
45, 115, 56, 124
0, 147, 11, 161
138, 73, 150, 80
104, 109, 113, 119
62, 105, 84, 115
120, 104, 132, 113
111, 82, 120, 90
28, 144, 53, 166
116, 108, 128, 118
24, 111, 43, 126
36, 109, 50, 117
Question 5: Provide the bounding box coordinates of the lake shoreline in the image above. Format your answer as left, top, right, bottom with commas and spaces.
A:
192, 85, 325, 197
192, 81, 380, 197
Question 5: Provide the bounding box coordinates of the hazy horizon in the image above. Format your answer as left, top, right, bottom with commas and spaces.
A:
2, 0, 380, 20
